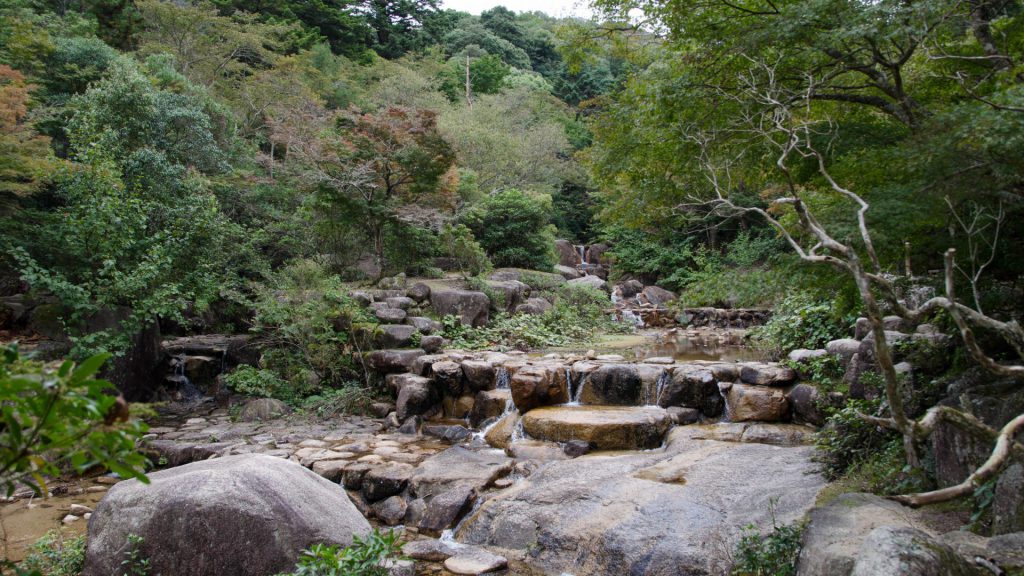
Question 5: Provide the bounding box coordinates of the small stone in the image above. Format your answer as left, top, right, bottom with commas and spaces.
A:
61, 514, 80, 524
562, 440, 591, 458
312, 460, 350, 482
69, 504, 93, 516
94, 476, 120, 485
403, 538, 460, 561
444, 549, 508, 575
372, 495, 408, 526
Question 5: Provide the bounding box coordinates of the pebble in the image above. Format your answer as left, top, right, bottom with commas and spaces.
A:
94, 476, 120, 485
69, 504, 93, 516
61, 514, 80, 524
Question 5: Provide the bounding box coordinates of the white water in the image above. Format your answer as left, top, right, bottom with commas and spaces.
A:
471, 366, 515, 441
565, 368, 583, 406
644, 370, 672, 407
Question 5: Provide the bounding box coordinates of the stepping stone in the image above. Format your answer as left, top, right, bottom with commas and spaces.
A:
444, 548, 508, 575
521, 405, 671, 450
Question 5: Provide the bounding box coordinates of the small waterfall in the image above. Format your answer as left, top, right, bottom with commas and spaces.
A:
569, 371, 584, 405
174, 355, 202, 401
495, 366, 510, 390
565, 368, 580, 406
718, 386, 732, 422
510, 417, 526, 442
646, 370, 671, 407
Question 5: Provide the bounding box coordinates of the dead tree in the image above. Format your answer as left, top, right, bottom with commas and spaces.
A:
680, 58, 1023, 505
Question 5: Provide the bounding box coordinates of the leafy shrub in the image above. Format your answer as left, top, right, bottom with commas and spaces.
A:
224, 366, 293, 401
0, 345, 148, 496
731, 498, 803, 576
443, 285, 628, 350
781, 355, 843, 391
120, 534, 150, 576
18, 530, 86, 576
246, 258, 370, 400
463, 189, 556, 270
814, 399, 898, 480
752, 292, 848, 353
277, 529, 403, 576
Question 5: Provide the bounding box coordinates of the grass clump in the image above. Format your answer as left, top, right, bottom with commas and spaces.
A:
731, 498, 803, 576
17, 531, 86, 576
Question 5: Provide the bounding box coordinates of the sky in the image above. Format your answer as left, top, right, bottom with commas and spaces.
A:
441, 0, 594, 18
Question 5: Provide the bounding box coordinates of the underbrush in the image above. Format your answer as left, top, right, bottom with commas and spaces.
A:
276, 530, 403, 576
224, 258, 378, 408
443, 285, 630, 350
751, 292, 850, 354
730, 499, 804, 576
15, 531, 85, 576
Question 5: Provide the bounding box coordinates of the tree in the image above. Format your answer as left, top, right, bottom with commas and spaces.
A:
358, 0, 441, 58
278, 105, 456, 274
0, 65, 54, 206
464, 189, 556, 270
0, 345, 148, 497
5, 58, 230, 355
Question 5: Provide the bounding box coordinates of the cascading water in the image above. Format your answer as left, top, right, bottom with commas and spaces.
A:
611, 288, 645, 328
718, 385, 732, 422
645, 370, 671, 407
472, 366, 516, 441
173, 354, 202, 402
495, 366, 510, 390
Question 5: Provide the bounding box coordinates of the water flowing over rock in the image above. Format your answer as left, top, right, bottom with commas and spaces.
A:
82, 454, 370, 576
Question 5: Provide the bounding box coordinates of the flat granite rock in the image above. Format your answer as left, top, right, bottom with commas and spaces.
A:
456, 427, 825, 576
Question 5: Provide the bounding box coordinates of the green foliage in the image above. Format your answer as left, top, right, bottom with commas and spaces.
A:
0, 345, 148, 497
731, 499, 803, 576
223, 366, 292, 401
18, 530, 86, 576
464, 189, 556, 271
815, 399, 898, 481
752, 293, 849, 353
120, 534, 150, 576
443, 285, 626, 350
278, 529, 403, 576
245, 259, 368, 400
439, 224, 491, 278
783, 355, 844, 391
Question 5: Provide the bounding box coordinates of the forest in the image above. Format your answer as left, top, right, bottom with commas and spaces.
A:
1, 0, 1023, 575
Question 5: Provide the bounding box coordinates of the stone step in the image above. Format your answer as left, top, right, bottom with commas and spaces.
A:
520, 405, 671, 450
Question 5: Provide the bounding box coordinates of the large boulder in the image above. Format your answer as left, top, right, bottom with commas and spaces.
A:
515, 297, 552, 316
849, 526, 983, 576
796, 492, 934, 576
640, 286, 677, 306
410, 446, 513, 500
239, 398, 290, 422
555, 239, 580, 267
82, 455, 370, 576
396, 377, 438, 421
554, 265, 581, 280
580, 364, 642, 405
406, 316, 443, 335
739, 363, 797, 386
368, 349, 426, 374
430, 290, 490, 328
461, 360, 496, 392
375, 324, 417, 348
521, 405, 671, 450
510, 364, 568, 413
406, 282, 431, 303
787, 384, 824, 426
726, 384, 789, 422
657, 365, 721, 417
567, 275, 609, 293
484, 280, 530, 313
459, 426, 824, 576
470, 389, 511, 426
993, 462, 1024, 534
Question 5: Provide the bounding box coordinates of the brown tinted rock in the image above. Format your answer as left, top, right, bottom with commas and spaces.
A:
739, 363, 797, 386
471, 389, 512, 427
432, 360, 464, 396
403, 538, 459, 561
726, 384, 789, 422
376, 324, 417, 348
555, 239, 579, 267
368, 349, 426, 374
483, 412, 517, 450
396, 378, 436, 421
461, 360, 496, 391
444, 549, 508, 575
658, 365, 720, 416
521, 406, 670, 450
82, 455, 370, 576
554, 265, 581, 280
375, 307, 408, 324
511, 364, 568, 413
992, 462, 1024, 535
641, 286, 677, 306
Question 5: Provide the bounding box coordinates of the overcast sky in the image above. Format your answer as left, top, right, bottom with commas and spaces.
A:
441, 0, 594, 18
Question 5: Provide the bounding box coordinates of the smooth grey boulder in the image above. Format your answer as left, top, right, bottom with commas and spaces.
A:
554, 265, 581, 280
368, 349, 426, 374
82, 454, 370, 576
515, 297, 552, 316
430, 290, 490, 327
406, 316, 443, 335
567, 275, 608, 293
239, 398, 290, 422
420, 335, 446, 353
375, 307, 407, 324
459, 427, 824, 576
407, 282, 431, 303
385, 296, 416, 310
376, 324, 417, 348
641, 285, 677, 305
796, 493, 934, 576
850, 526, 983, 576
